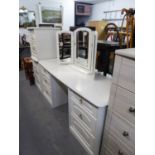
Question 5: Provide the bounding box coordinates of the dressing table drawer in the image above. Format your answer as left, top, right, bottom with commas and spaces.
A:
39, 65, 51, 80
32, 60, 38, 70
35, 75, 42, 91
42, 75, 52, 90
69, 90, 98, 118
113, 56, 135, 93
71, 101, 97, 136
104, 134, 134, 155
43, 89, 53, 105
113, 86, 135, 124
109, 114, 135, 149
70, 115, 95, 154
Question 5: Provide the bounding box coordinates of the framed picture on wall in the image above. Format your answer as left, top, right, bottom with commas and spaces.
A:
38, 4, 63, 27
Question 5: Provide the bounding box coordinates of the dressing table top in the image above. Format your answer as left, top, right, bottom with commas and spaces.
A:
39, 59, 112, 108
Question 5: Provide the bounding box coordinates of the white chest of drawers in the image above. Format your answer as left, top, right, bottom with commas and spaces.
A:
68, 89, 107, 155
28, 27, 60, 61
32, 60, 68, 108
101, 48, 135, 155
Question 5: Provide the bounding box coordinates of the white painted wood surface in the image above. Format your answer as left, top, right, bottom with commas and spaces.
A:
28, 27, 61, 61
115, 48, 135, 59
39, 59, 112, 108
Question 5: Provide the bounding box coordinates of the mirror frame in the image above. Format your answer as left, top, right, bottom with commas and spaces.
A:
56, 31, 73, 64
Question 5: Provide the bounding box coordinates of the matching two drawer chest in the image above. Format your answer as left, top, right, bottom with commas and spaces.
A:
32, 60, 68, 108
101, 49, 135, 155
68, 89, 107, 155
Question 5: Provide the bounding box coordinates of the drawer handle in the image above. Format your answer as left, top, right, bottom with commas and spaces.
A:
129, 107, 135, 113
122, 131, 129, 137
79, 114, 83, 120
118, 150, 124, 155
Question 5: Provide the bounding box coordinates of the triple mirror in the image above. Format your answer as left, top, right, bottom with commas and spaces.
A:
57, 27, 97, 73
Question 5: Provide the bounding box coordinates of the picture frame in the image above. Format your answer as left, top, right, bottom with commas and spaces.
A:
38, 4, 63, 27
19, 8, 36, 28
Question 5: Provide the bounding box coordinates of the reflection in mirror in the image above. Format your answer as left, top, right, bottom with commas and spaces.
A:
57, 32, 72, 64
74, 27, 97, 73
76, 31, 89, 59
19, 8, 36, 27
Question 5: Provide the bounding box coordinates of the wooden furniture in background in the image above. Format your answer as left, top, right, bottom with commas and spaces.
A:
120, 8, 135, 48
23, 57, 34, 85
75, 2, 92, 26
96, 23, 126, 76
87, 20, 108, 40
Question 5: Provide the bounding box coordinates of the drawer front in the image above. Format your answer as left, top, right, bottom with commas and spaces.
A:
109, 114, 135, 149
30, 42, 37, 55
32, 60, 38, 70
71, 101, 97, 136
118, 58, 135, 92
34, 72, 41, 83
39, 65, 51, 80
113, 55, 122, 84
43, 88, 52, 104
42, 75, 52, 91
105, 134, 134, 155
69, 90, 98, 118
34, 68, 40, 77
30, 33, 36, 42
31, 48, 37, 57
113, 87, 135, 124
108, 84, 117, 109
70, 115, 95, 151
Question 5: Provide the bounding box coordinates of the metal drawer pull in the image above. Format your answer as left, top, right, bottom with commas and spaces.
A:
118, 150, 124, 155
129, 106, 135, 113
122, 131, 129, 137
79, 114, 83, 120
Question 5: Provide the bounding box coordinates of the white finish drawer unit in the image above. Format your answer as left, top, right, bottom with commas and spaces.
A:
28, 27, 60, 61
35, 59, 112, 155
29, 26, 112, 155
101, 48, 135, 155
32, 60, 68, 108
68, 89, 107, 155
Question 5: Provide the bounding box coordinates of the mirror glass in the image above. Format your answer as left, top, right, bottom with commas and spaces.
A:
76, 31, 89, 60
19, 8, 36, 27
58, 33, 72, 62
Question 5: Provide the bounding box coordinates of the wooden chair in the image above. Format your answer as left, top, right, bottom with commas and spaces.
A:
23, 57, 34, 85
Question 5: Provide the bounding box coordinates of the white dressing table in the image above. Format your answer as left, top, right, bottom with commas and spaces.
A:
32, 58, 112, 155
29, 27, 112, 155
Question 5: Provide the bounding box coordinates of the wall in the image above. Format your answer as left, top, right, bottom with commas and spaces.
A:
62, 0, 75, 30
89, 0, 135, 26
19, 0, 74, 30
